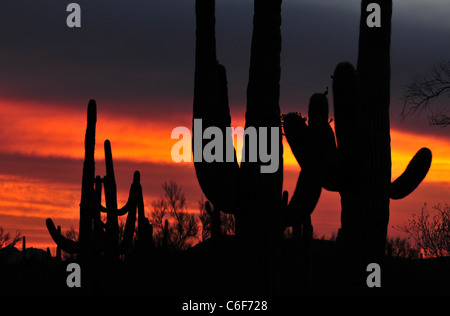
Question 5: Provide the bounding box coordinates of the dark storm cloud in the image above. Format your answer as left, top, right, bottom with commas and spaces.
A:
0, 0, 197, 112
0, 0, 448, 138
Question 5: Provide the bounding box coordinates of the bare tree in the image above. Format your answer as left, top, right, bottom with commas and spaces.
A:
386, 236, 420, 259
402, 60, 450, 126
0, 227, 21, 248
64, 225, 79, 243
150, 180, 199, 251
59, 226, 78, 260
397, 203, 450, 258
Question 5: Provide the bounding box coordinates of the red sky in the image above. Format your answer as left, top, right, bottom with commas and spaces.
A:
0, 99, 448, 252
0, 1, 448, 253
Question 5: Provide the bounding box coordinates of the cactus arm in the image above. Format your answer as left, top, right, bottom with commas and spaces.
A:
104, 140, 117, 209
245, 0, 282, 128
390, 148, 432, 200
332, 62, 359, 162
282, 112, 308, 168
116, 198, 135, 216
282, 94, 339, 227
46, 218, 79, 254
136, 179, 153, 249
78, 100, 97, 255
193, 0, 240, 213
103, 140, 139, 215
46, 100, 97, 258
119, 172, 140, 253
103, 140, 120, 223
284, 170, 322, 228
118, 202, 136, 254
97, 202, 108, 213
116, 172, 142, 216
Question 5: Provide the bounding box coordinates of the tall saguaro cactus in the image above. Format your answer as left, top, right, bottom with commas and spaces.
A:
46, 100, 142, 262
193, 0, 283, 244
46, 100, 98, 259
193, 0, 283, 293
332, 0, 432, 267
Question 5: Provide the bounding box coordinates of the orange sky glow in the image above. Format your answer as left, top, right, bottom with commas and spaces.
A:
0, 100, 449, 251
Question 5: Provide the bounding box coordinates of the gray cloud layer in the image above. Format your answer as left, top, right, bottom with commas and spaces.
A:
0, 0, 448, 137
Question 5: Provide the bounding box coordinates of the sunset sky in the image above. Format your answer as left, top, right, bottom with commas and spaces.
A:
0, 0, 449, 251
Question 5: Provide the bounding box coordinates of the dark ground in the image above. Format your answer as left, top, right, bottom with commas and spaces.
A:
1, 237, 449, 297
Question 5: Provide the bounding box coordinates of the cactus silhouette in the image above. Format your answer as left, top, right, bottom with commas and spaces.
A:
193, 0, 283, 243
282, 91, 338, 239
46, 100, 143, 262
98, 140, 140, 258
331, 0, 432, 264
135, 178, 154, 254
193, 0, 284, 294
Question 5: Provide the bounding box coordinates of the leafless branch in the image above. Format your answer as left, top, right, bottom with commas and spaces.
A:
402, 60, 450, 126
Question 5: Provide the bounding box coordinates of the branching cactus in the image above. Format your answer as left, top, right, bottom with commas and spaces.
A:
331, 0, 432, 264
193, 0, 283, 246
98, 140, 139, 257
282, 91, 338, 237
193, 0, 284, 294
46, 100, 141, 261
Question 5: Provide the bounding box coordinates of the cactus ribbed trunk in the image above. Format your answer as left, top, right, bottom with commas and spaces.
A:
240, 0, 283, 238
338, 0, 392, 263
193, 0, 240, 213
332, 3, 432, 285
193, 0, 283, 294
334, 1, 391, 264
78, 100, 97, 261
193, 0, 283, 242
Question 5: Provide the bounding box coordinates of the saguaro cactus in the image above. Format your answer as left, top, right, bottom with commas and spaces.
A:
331, 0, 432, 266
46, 100, 98, 259
193, 0, 283, 294
135, 181, 153, 253
99, 140, 140, 257
282, 91, 338, 236
46, 100, 141, 261
193, 0, 283, 243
